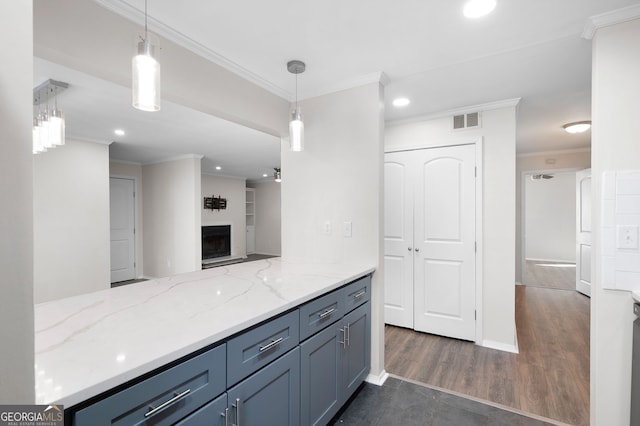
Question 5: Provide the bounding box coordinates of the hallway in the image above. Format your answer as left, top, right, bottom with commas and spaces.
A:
385, 286, 590, 425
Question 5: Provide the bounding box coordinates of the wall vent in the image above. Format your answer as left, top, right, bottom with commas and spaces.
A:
452, 112, 481, 130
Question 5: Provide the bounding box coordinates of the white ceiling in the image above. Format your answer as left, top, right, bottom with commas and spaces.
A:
35, 0, 640, 172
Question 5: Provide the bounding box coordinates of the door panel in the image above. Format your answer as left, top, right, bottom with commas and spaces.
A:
576, 169, 592, 296
383, 156, 414, 328
414, 144, 476, 341
110, 177, 135, 283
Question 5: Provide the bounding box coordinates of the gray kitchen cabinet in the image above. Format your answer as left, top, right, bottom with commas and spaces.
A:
227, 347, 301, 426
300, 276, 371, 426
341, 302, 370, 400
174, 392, 227, 426
73, 344, 226, 426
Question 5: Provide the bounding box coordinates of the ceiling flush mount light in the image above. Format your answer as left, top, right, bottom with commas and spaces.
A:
392, 97, 411, 107
274, 167, 282, 183
287, 60, 306, 152
563, 121, 591, 134
132, 0, 160, 112
114, 129, 125, 136
215, 166, 222, 170
463, 0, 497, 18
33, 79, 68, 155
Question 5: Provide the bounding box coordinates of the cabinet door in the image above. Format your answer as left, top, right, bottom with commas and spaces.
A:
227, 348, 300, 426
174, 393, 227, 426
341, 302, 370, 402
300, 325, 341, 426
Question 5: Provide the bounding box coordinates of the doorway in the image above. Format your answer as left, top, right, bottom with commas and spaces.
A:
110, 177, 136, 283
522, 170, 578, 290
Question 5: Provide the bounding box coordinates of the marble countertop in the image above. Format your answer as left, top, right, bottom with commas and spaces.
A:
34, 258, 374, 408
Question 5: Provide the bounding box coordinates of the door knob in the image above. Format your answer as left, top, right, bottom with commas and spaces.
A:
414, 248, 420, 252
408, 247, 412, 251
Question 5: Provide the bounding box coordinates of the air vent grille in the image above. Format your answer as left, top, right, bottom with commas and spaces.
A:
453, 115, 465, 130
452, 112, 481, 130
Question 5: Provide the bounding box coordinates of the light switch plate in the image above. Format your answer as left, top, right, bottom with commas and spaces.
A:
617, 225, 639, 249
343, 221, 352, 238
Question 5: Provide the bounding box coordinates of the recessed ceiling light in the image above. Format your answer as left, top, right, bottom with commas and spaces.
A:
563, 121, 591, 134
114, 129, 125, 136
392, 98, 410, 107
215, 166, 222, 170
463, 0, 497, 18
262, 173, 268, 178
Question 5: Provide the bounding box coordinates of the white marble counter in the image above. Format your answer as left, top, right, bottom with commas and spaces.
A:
34, 258, 374, 408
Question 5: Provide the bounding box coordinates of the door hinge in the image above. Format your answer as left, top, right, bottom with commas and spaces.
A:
475, 310, 477, 320
133, 228, 136, 235
474, 166, 477, 177
474, 242, 477, 252
134, 262, 136, 268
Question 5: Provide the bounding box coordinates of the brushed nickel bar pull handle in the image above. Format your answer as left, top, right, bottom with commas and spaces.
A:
259, 337, 284, 352
144, 389, 191, 418
319, 308, 336, 318
222, 407, 229, 426
234, 398, 241, 426
353, 290, 366, 299
346, 323, 350, 347
339, 327, 347, 348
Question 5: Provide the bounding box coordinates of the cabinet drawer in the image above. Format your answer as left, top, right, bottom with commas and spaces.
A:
227, 310, 299, 386
299, 290, 343, 341
342, 275, 371, 313
74, 344, 226, 426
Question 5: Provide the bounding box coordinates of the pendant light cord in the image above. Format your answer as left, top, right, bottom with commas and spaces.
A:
295, 73, 299, 111
144, 0, 148, 40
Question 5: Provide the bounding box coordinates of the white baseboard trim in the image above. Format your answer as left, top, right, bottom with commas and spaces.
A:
525, 258, 576, 264
481, 339, 519, 354
253, 252, 281, 257
365, 370, 389, 386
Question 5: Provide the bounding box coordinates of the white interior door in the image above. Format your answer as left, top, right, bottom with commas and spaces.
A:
414, 144, 476, 341
384, 152, 414, 328
110, 177, 136, 283
576, 169, 592, 297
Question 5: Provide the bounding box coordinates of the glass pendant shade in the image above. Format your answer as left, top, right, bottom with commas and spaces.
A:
33, 118, 45, 154
132, 39, 161, 112
289, 108, 304, 152
39, 114, 54, 149
49, 109, 65, 146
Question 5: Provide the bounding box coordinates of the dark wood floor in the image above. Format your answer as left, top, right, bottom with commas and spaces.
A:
385, 285, 590, 426
524, 260, 576, 291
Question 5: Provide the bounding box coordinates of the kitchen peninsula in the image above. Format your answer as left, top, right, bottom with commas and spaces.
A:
35, 258, 374, 425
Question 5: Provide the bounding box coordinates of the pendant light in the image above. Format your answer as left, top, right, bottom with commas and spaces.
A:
32, 79, 67, 154
132, 0, 160, 112
287, 60, 305, 151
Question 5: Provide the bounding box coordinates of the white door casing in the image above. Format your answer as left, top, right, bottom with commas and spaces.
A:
576, 169, 592, 297
383, 154, 414, 328
110, 177, 136, 283
384, 144, 476, 341
413, 144, 476, 341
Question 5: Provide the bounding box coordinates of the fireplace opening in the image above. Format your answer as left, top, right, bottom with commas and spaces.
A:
202, 225, 231, 262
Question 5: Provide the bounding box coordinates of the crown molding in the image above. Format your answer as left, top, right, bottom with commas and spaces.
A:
67, 135, 114, 145
299, 71, 390, 101
386, 98, 521, 127
517, 147, 591, 158
582, 4, 640, 40
93, 0, 291, 99
143, 153, 204, 166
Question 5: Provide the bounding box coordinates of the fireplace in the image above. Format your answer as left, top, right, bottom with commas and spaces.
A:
202, 225, 231, 262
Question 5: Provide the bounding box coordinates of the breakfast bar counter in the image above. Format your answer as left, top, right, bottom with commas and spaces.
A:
34, 258, 375, 409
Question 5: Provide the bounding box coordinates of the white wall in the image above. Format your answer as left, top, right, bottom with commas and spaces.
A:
281, 82, 385, 381
250, 181, 281, 256
0, 0, 34, 404
515, 150, 590, 283
142, 157, 202, 278
201, 174, 246, 258
34, 140, 111, 303
591, 18, 640, 426
524, 172, 577, 262
385, 105, 517, 349
110, 161, 144, 278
